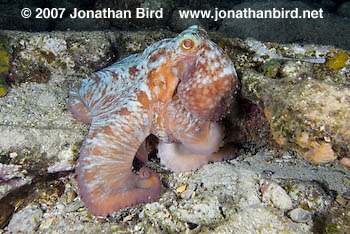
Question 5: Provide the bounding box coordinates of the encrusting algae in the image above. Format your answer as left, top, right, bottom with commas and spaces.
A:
326, 50, 349, 71
261, 59, 281, 78
0, 77, 7, 97
0, 34, 9, 97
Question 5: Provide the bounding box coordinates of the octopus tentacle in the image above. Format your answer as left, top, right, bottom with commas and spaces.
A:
76, 113, 161, 216
68, 88, 92, 124
156, 97, 235, 172
135, 140, 148, 164
157, 142, 237, 173
162, 97, 223, 154
175, 122, 224, 154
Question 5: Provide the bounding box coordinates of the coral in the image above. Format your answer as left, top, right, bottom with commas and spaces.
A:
326, 50, 349, 71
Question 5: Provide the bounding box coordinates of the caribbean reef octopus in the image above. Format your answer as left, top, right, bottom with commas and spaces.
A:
68, 25, 238, 216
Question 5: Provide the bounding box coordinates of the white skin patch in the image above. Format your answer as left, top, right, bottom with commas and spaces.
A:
140, 82, 152, 100
221, 65, 235, 78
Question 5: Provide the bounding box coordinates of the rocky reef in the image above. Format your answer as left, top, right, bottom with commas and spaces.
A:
0, 29, 349, 233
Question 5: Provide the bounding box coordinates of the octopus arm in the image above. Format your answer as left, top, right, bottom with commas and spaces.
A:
76, 112, 161, 216
68, 87, 92, 124
164, 98, 224, 154
157, 142, 236, 173
157, 98, 236, 173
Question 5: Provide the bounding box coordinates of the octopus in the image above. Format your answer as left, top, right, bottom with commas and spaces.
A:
68, 25, 238, 216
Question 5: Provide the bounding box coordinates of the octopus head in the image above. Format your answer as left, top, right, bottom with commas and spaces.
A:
171, 25, 238, 121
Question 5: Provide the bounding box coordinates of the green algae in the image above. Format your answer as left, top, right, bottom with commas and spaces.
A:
0, 33, 9, 96
0, 34, 9, 72
261, 59, 281, 78
0, 49, 9, 73
326, 50, 349, 71
326, 222, 338, 233
0, 76, 8, 97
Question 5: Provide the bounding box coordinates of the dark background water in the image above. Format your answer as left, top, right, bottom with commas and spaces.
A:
0, 0, 349, 49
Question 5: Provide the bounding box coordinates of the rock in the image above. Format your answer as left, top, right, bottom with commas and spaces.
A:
288, 208, 312, 223
172, 195, 224, 225
0, 202, 14, 229
261, 180, 293, 211
134, 163, 265, 231
179, 183, 197, 200
7, 204, 43, 233
207, 206, 311, 234
242, 72, 349, 164
64, 200, 84, 213
4, 30, 176, 84
236, 39, 350, 164
191, 163, 261, 209
286, 181, 334, 214
324, 204, 350, 234
0, 163, 33, 200
7, 31, 117, 83
339, 157, 350, 169
0, 81, 86, 172
140, 202, 187, 233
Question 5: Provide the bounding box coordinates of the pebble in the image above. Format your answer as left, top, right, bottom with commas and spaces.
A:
9, 152, 18, 159
39, 215, 57, 230
64, 200, 84, 213
180, 183, 197, 200
7, 205, 42, 233
261, 180, 293, 210
66, 190, 77, 203
56, 203, 65, 210
288, 208, 312, 223
176, 184, 188, 193
336, 197, 347, 207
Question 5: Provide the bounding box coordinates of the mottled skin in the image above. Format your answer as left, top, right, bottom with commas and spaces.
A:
68, 25, 238, 216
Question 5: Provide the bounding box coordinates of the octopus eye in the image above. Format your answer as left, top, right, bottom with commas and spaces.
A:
181, 39, 194, 50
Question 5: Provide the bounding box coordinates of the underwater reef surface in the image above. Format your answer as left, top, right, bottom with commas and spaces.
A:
0, 29, 349, 233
